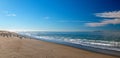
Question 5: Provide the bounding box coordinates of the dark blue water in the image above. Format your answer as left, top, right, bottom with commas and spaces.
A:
18, 31, 120, 52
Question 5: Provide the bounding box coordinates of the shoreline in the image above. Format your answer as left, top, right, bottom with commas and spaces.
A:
19, 33, 120, 57
0, 31, 119, 58
34, 37, 120, 57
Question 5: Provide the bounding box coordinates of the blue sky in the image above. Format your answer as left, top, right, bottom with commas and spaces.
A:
0, 0, 120, 31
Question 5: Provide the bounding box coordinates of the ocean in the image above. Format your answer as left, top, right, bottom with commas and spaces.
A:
18, 31, 120, 54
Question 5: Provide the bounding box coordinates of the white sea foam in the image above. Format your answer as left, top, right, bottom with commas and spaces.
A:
19, 32, 120, 51
36, 36, 120, 51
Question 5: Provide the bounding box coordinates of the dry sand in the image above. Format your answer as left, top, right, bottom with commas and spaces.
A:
0, 31, 119, 58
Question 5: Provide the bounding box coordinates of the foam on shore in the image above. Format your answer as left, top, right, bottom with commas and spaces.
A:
0, 31, 119, 58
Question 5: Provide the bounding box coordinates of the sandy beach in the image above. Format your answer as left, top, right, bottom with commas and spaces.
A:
0, 31, 119, 58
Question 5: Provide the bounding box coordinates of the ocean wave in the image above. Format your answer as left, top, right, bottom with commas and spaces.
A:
18, 32, 120, 51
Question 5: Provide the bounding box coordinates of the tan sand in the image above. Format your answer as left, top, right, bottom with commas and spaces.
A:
0, 31, 119, 58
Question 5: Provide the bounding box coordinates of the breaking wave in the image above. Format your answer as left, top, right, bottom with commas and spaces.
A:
18, 31, 120, 52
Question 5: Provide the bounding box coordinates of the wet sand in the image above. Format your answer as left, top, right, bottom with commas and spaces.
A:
0, 31, 119, 58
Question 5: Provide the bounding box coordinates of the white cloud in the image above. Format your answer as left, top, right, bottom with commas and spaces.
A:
1, 10, 16, 17
95, 11, 120, 18
6, 13, 16, 16
86, 10, 120, 27
86, 19, 120, 27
